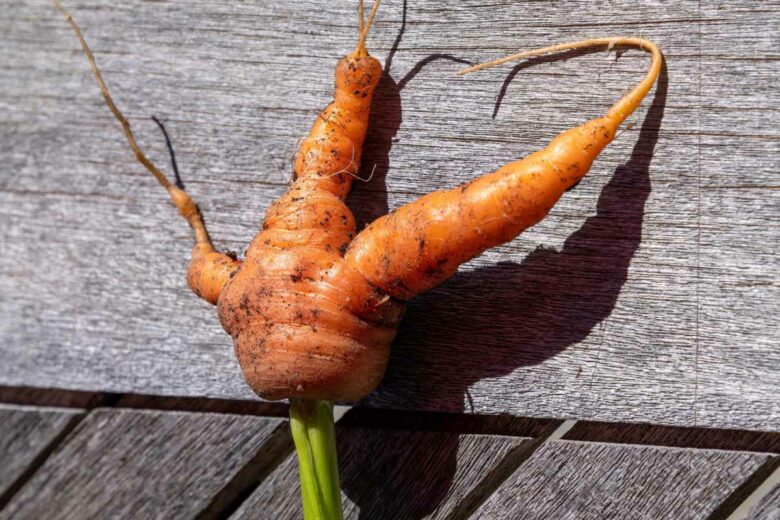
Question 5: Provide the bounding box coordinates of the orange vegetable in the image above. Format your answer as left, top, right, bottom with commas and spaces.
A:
53, 0, 241, 306
55, 0, 661, 402
348, 37, 663, 299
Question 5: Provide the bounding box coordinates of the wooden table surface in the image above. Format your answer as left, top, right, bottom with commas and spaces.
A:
0, 1, 778, 517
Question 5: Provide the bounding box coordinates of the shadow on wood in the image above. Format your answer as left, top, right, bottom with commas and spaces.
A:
349, 0, 471, 230
380, 58, 667, 407
339, 428, 460, 519
346, 41, 668, 516
344, 5, 466, 516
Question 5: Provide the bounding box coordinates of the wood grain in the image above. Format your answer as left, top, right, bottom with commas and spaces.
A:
745, 483, 780, 520
692, 0, 780, 432
0, 409, 290, 520
233, 423, 533, 519
0, 0, 776, 430
0, 405, 82, 506
473, 440, 778, 520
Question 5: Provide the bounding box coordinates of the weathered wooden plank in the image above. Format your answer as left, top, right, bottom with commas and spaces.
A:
0, 0, 776, 430
233, 424, 533, 519
692, 0, 780, 432
473, 440, 778, 520
0, 409, 291, 519
745, 482, 780, 520
0, 405, 82, 507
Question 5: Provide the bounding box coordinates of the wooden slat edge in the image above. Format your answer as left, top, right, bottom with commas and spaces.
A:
0, 406, 85, 510
195, 418, 293, 519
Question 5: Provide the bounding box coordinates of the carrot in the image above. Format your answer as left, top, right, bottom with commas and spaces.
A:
219, 0, 400, 404
54, 3, 662, 400
55, 2, 385, 517
346, 37, 663, 299
56, 0, 662, 513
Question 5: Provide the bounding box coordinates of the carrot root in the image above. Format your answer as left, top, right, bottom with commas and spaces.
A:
347, 37, 663, 299
54, 0, 245, 303
356, 0, 381, 57
459, 37, 663, 127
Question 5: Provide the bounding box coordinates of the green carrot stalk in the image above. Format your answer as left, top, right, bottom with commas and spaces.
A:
289, 399, 343, 520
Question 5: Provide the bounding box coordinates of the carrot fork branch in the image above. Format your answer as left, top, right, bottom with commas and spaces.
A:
53, 0, 214, 249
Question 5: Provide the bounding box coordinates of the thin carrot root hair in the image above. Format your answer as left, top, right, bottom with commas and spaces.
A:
52, 0, 213, 249
459, 37, 663, 126
297, 141, 377, 183
356, 0, 381, 56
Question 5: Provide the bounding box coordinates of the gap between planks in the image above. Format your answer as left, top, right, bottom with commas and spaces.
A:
725, 464, 780, 520
706, 457, 780, 520
195, 420, 294, 520
2, 387, 778, 451
2, 398, 779, 519
446, 419, 577, 520
0, 407, 294, 520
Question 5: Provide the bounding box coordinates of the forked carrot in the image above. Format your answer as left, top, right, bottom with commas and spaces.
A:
54, 0, 662, 514
347, 37, 662, 299
56, 0, 661, 413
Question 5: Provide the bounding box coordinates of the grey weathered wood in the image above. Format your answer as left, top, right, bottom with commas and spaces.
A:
692, 1, 780, 432
233, 424, 532, 519
0, 409, 290, 519
0, 405, 82, 504
474, 440, 778, 520
0, 0, 777, 430
745, 483, 780, 520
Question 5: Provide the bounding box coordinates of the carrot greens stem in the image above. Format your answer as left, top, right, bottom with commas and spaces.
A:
289, 399, 343, 520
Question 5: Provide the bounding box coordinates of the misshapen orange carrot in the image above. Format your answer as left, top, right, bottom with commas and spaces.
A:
217, 2, 403, 402
56, 0, 399, 401
57, 0, 662, 403
346, 38, 663, 299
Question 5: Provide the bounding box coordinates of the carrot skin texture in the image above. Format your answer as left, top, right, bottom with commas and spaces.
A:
216, 52, 406, 401
345, 116, 618, 299
187, 244, 241, 305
